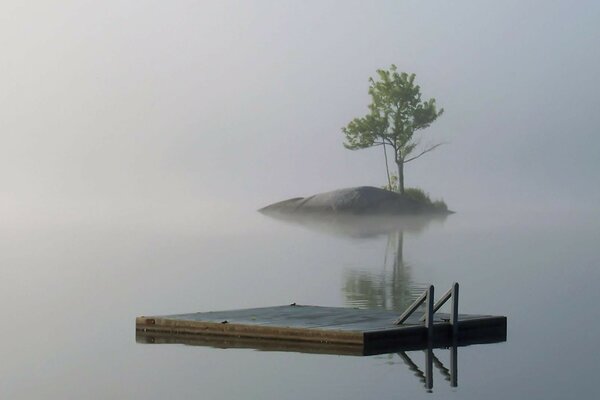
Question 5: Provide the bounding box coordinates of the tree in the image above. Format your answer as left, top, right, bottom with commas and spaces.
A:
342, 65, 444, 194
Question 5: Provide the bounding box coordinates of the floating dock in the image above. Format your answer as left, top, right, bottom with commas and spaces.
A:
136, 303, 506, 355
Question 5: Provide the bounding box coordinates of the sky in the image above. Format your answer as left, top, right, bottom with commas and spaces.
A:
1, 0, 599, 231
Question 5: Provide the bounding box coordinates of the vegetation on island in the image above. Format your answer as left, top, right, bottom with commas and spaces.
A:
382, 174, 448, 212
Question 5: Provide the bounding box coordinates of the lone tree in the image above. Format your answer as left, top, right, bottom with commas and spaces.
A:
343, 65, 444, 194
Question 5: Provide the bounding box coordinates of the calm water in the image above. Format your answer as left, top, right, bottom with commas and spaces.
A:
2, 208, 599, 398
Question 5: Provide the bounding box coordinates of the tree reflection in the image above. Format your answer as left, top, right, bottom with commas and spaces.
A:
343, 229, 428, 312
260, 209, 447, 313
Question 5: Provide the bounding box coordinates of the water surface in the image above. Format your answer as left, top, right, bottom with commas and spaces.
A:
1, 208, 599, 398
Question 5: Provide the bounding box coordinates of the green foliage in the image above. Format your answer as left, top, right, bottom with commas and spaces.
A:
382, 174, 399, 192
431, 200, 448, 212
403, 187, 430, 204
342, 65, 443, 160
343, 65, 444, 193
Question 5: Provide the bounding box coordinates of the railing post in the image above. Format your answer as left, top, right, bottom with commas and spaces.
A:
425, 345, 433, 391
450, 282, 459, 338
425, 285, 434, 340
450, 341, 458, 387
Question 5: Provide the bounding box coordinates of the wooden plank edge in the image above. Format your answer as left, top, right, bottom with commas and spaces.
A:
136, 316, 364, 345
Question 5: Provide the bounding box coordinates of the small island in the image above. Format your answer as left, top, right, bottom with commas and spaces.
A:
261, 66, 450, 218
260, 186, 450, 216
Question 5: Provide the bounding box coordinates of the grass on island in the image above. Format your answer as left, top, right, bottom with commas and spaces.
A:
382, 175, 448, 212
403, 187, 448, 212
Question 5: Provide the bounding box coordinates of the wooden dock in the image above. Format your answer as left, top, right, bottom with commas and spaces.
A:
136, 304, 506, 355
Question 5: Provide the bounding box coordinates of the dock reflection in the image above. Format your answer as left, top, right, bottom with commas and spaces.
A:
136, 331, 495, 391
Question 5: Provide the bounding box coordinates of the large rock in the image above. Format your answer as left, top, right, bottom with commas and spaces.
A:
259, 186, 446, 216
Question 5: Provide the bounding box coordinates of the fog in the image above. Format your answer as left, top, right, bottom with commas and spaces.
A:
3, 3, 600, 398
2, 0, 599, 231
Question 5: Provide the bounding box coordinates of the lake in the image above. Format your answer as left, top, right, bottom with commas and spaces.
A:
2, 207, 599, 399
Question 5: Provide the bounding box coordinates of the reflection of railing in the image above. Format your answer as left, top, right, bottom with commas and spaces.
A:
398, 344, 458, 391
394, 282, 460, 339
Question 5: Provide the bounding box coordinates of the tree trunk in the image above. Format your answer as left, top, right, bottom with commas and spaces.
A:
383, 144, 392, 190
397, 160, 404, 194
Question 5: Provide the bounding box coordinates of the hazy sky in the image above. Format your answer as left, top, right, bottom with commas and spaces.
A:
2, 1, 599, 229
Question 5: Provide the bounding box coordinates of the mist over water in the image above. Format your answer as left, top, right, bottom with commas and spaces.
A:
2, 0, 600, 398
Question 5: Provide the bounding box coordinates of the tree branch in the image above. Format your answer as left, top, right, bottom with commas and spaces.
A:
372, 139, 395, 147
403, 142, 447, 163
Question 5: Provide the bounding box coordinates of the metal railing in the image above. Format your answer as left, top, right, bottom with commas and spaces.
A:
394, 282, 460, 338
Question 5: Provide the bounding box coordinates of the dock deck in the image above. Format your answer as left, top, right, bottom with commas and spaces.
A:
136, 304, 506, 355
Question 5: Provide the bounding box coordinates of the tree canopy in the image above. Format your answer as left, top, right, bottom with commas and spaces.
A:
343, 65, 444, 193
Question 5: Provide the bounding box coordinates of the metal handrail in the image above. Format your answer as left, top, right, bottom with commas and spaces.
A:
419, 282, 459, 336
395, 282, 460, 338
394, 285, 435, 339
394, 286, 429, 324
